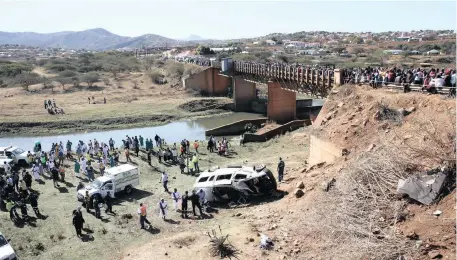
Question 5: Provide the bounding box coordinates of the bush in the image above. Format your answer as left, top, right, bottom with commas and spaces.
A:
80, 72, 100, 87
166, 62, 185, 78
59, 70, 77, 78
0, 61, 33, 77
148, 69, 165, 84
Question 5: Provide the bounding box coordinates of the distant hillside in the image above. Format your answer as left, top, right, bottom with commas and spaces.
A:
0, 28, 200, 50
182, 35, 206, 41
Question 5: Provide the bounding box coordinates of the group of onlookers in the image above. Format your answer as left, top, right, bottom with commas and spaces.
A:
343, 67, 456, 94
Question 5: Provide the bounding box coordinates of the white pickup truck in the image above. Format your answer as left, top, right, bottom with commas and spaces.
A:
77, 164, 140, 204
0, 146, 31, 166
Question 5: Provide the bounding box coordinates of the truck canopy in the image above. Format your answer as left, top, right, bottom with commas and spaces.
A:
105, 164, 138, 176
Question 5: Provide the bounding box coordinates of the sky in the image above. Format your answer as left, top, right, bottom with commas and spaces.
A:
0, 0, 455, 39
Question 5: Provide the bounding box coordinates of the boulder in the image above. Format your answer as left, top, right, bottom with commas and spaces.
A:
296, 181, 305, 189
405, 106, 416, 114
397, 108, 408, 116
406, 231, 419, 240
325, 112, 333, 120
428, 250, 442, 259
294, 189, 304, 198
321, 178, 336, 192
366, 144, 376, 152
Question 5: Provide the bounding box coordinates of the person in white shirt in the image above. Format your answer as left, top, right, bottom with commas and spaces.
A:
161, 172, 169, 192
158, 198, 168, 220
434, 76, 444, 88
80, 157, 87, 174
3, 162, 11, 175
32, 164, 41, 181
171, 188, 181, 210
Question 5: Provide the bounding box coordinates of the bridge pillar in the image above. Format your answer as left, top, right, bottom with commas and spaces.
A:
233, 76, 256, 112
267, 81, 296, 123
334, 69, 344, 87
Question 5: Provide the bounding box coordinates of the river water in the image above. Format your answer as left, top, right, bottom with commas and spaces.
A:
0, 113, 264, 152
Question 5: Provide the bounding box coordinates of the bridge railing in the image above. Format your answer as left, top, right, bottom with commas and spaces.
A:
233, 61, 334, 88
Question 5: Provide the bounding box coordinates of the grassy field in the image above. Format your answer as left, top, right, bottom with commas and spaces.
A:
0, 68, 231, 136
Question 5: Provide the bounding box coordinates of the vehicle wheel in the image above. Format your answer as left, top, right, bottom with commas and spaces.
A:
124, 185, 133, 195
18, 159, 27, 167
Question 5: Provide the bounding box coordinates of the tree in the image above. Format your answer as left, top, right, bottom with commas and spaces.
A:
104, 64, 122, 78
81, 72, 99, 87
71, 76, 80, 87
57, 77, 73, 89
15, 72, 41, 91
41, 76, 52, 89
59, 70, 77, 78
196, 45, 215, 55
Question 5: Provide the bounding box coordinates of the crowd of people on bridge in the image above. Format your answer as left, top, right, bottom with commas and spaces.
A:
343, 66, 456, 93
174, 56, 211, 66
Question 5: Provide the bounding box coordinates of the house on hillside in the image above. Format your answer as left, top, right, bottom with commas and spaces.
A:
265, 40, 276, 46
210, 47, 237, 53
383, 49, 404, 55
426, 49, 440, 55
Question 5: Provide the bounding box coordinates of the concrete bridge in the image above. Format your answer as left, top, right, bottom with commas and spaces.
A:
183, 61, 344, 123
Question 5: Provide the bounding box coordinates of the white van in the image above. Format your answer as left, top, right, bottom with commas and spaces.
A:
77, 164, 139, 202
0, 232, 17, 260
193, 165, 277, 203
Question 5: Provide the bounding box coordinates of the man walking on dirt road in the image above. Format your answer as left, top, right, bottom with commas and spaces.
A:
277, 157, 285, 183
138, 203, 152, 229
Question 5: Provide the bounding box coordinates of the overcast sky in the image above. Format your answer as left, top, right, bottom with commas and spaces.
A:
1, 0, 455, 39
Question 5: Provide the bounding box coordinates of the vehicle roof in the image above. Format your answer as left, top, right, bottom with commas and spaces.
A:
105, 164, 137, 175
0, 146, 16, 151
198, 166, 265, 179
96, 176, 112, 183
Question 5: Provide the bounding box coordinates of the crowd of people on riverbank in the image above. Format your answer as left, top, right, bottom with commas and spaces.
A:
1, 129, 240, 239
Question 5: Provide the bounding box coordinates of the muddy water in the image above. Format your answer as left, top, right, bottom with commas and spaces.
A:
0, 113, 263, 152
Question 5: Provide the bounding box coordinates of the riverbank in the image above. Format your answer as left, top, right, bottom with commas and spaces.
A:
0, 108, 232, 137
0, 71, 234, 137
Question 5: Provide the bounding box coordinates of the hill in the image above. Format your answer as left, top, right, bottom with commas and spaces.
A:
182, 34, 206, 41
0, 28, 196, 50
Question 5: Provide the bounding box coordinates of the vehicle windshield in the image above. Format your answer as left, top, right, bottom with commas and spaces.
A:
0, 235, 8, 247
12, 148, 25, 154
90, 180, 103, 189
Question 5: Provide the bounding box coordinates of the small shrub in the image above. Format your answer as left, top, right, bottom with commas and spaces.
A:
35, 242, 45, 251
99, 226, 108, 235
207, 227, 239, 258
103, 78, 110, 86
148, 69, 165, 84
167, 62, 185, 78
132, 80, 139, 89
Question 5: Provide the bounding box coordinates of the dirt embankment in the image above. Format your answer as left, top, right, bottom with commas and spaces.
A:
178, 99, 233, 113
269, 85, 456, 260
0, 114, 175, 136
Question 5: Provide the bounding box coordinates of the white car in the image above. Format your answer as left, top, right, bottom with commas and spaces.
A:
0, 232, 17, 260
0, 146, 31, 166
193, 165, 277, 203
